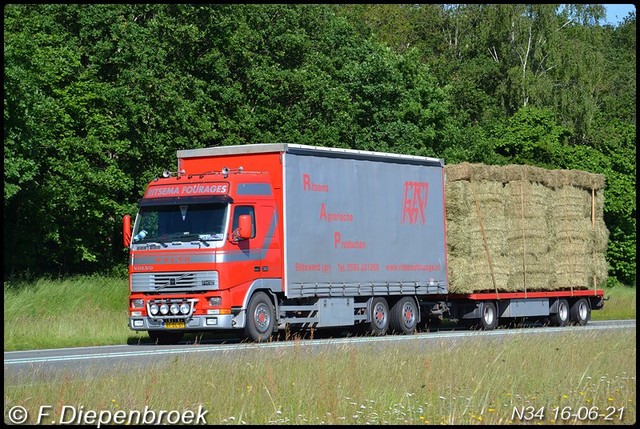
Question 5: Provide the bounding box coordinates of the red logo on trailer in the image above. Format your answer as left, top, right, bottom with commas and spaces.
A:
401, 181, 429, 224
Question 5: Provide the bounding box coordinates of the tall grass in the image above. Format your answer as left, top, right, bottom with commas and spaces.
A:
593, 283, 637, 321
4, 331, 635, 424
3, 276, 636, 351
4, 276, 130, 350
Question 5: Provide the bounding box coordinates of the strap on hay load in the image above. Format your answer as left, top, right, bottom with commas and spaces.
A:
561, 179, 575, 294
519, 177, 527, 297
592, 187, 597, 291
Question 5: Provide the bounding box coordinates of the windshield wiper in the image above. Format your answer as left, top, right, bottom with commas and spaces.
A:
192, 237, 210, 247
134, 237, 168, 248
173, 233, 212, 247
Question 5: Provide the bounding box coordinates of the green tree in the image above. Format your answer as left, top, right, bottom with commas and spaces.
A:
4, 4, 450, 278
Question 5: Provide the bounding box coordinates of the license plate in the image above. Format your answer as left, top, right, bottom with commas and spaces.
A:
164, 321, 185, 329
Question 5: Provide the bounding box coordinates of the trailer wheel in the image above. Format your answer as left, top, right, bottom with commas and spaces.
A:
390, 297, 418, 335
148, 330, 184, 345
550, 299, 570, 327
367, 297, 390, 336
570, 298, 591, 326
245, 291, 275, 342
479, 302, 498, 330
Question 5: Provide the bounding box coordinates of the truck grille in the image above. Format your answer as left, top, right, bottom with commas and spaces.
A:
132, 271, 218, 292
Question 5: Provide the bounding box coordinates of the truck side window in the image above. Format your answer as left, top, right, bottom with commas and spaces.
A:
232, 206, 256, 238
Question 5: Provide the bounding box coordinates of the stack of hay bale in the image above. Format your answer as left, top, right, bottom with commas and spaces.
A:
445, 163, 608, 294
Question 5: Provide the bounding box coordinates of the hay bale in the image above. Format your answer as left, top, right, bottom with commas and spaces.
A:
445, 179, 507, 257
592, 253, 609, 287
444, 162, 609, 294
553, 240, 590, 257
445, 163, 474, 182
447, 255, 510, 294
506, 217, 550, 255
469, 182, 508, 256
445, 220, 470, 257
551, 185, 590, 219
467, 212, 507, 256
507, 272, 552, 291
594, 189, 605, 218
446, 163, 606, 191
474, 181, 506, 207
592, 218, 609, 253
444, 181, 470, 220
551, 218, 593, 256
551, 256, 593, 290
507, 254, 554, 291
551, 169, 606, 190
504, 180, 552, 218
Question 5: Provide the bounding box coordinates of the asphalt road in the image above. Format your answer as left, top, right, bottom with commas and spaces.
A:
4, 319, 635, 378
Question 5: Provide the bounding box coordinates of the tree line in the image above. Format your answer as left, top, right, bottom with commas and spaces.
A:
3, 4, 636, 285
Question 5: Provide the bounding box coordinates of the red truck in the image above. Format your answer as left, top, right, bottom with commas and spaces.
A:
123, 144, 604, 344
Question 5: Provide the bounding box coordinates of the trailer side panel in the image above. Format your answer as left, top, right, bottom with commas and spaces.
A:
283, 150, 448, 298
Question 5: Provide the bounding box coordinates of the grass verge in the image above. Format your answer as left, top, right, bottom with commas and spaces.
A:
4, 330, 635, 425
3, 276, 636, 351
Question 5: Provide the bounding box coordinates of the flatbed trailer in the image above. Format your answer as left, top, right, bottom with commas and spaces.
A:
422, 289, 604, 330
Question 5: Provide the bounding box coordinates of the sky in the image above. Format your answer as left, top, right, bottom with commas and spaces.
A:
602, 3, 636, 25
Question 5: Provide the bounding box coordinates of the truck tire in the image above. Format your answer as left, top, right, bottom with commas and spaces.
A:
245, 291, 275, 342
148, 330, 184, 345
570, 298, 591, 326
389, 297, 418, 335
479, 302, 498, 330
367, 297, 390, 336
550, 299, 570, 327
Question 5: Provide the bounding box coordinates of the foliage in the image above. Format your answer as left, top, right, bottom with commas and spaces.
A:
3, 4, 636, 285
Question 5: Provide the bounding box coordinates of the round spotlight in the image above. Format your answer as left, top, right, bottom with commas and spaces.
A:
160, 303, 169, 315
162, 170, 171, 178
170, 304, 180, 315
180, 303, 190, 315
150, 304, 159, 315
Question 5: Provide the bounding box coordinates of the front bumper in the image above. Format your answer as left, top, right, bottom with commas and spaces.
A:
129, 312, 246, 331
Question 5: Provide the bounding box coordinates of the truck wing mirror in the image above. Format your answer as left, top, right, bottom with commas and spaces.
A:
123, 214, 132, 247
236, 214, 253, 240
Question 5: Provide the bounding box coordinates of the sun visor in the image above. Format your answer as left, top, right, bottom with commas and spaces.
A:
138, 195, 233, 207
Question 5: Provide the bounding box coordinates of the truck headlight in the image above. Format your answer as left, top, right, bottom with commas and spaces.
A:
132, 299, 144, 308
150, 304, 159, 315
170, 304, 180, 315
160, 303, 169, 315
180, 303, 190, 315
209, 297, 221, 306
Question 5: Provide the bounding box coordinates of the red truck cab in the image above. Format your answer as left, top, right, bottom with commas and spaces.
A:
125, 161, 283, 344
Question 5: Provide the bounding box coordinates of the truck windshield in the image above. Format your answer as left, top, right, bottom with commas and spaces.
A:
133, 202, 227, 243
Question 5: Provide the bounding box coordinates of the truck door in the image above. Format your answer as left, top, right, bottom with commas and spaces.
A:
232, 203, 280, 275
256, 204, 280, 279
231, 205, 259, 285
230, 203, 281, 291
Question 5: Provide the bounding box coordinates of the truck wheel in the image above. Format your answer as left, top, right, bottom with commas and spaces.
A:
148, 330, 184, 345
390, 297, 418, 335
570, 298, 591, 326
367, 297, 390, 336
245, 291, 275, 342
550, 299, 570, 327
479, 302, 498, 330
